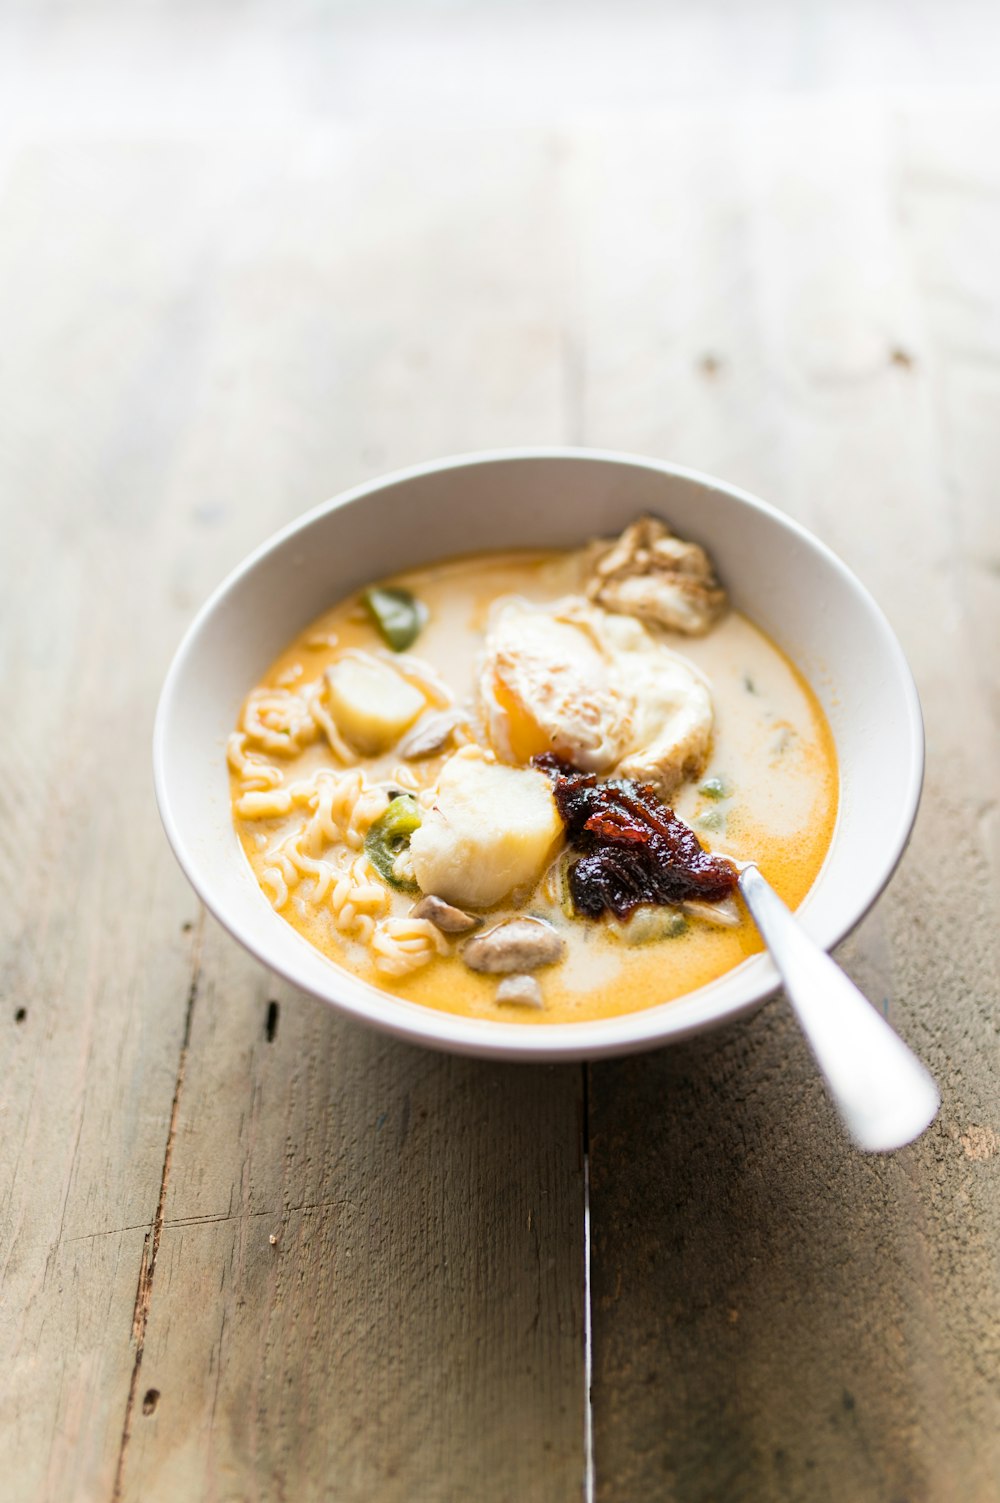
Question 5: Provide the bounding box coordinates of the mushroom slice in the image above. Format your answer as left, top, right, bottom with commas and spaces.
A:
409, 894, 482, 934
496, 974, 544, 1009
461, 917, 566, 974
397, 708, 466, 761
587, 516, 727, 636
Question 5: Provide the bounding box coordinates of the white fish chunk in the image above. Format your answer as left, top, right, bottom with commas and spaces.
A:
409, 754, 563, 909
496, 973, 545, 1008
587, 516, 727, 636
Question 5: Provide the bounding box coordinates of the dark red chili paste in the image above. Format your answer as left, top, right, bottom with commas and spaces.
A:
534, 754, 738, 920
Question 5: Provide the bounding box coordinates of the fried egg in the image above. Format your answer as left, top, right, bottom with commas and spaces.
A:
479, 598, 713, 795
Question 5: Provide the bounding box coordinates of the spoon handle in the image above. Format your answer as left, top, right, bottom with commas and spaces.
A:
737, 865, 939, 1152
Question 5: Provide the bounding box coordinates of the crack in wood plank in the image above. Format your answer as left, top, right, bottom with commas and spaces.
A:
66, 1196, 368, 1243
110, 910, 205, 1503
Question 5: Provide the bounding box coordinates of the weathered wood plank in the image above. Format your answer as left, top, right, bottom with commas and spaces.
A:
118, 922, 585, 1502
584, 106, 1000, 1501
4, 51, 1000, 1503
1, 128, 588, 1501
78, 131, 587, 1501
0, 145, 229, 1500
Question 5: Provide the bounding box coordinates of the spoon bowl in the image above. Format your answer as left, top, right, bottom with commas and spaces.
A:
737, 864, 939, 1150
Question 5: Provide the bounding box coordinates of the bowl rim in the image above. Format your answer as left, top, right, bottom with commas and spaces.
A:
153, 445, 924, 1060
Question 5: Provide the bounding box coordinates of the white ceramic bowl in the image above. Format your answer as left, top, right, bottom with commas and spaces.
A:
154, 449, 923, 1060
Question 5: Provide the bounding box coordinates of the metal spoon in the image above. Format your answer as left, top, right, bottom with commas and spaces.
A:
737, 864, 939, 1152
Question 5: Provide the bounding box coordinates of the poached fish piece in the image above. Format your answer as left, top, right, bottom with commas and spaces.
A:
587, 515, 727, 635
480, 598, 713, 796
409, 752, 564, 909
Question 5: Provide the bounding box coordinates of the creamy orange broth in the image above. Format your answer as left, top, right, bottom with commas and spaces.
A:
229, 549, 838, 1024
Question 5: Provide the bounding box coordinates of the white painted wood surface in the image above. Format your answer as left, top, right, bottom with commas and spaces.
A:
1, 5, 999, 1498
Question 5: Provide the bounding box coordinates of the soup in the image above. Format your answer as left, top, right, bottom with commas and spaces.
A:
228, 520, 838, 1024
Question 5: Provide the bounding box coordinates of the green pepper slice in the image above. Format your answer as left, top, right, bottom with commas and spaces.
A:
363, 586, 428, 652
614, 906, 688, 946
699, 776, 730, 800
365, 795, 422, 891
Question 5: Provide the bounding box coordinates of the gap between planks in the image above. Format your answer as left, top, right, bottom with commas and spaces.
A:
582, 1061, 595, 1503
111, 909, 206, 1503
106, 923, 597, 1502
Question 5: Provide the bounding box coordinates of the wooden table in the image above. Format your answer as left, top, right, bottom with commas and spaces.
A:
2, 11, 999, 1497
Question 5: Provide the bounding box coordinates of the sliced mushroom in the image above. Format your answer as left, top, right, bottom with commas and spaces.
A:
461, 917, 566, 974
409, 894, 482, 934
397, 708, 466, 761
496, 973, 544, 1009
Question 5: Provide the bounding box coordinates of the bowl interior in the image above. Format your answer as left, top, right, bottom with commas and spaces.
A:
154, 451, 923, 1060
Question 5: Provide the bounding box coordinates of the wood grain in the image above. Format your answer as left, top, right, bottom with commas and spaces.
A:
0, 144, 229, 1501
585, 106, 1000, 1502
0, 133, 587, 1501
2, 36, 999, 1503
117, 923, 584, 1503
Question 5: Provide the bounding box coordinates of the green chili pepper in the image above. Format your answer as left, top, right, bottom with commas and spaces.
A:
614, 906, 688, 946
363, 586, 428, 652
699, 776, 730, 800
365, 795, 422, 891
